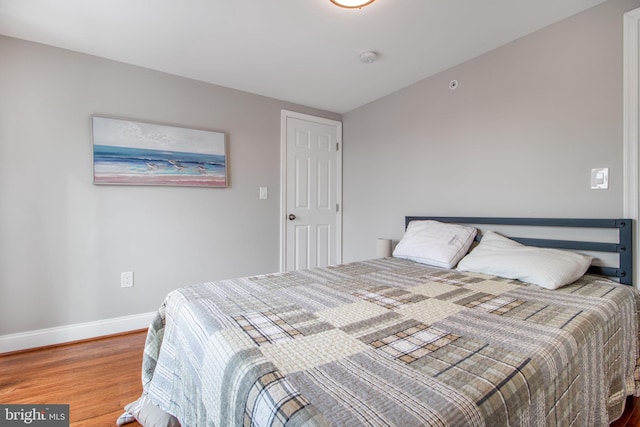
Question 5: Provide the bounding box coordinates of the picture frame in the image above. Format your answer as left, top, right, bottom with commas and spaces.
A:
92, 116, 227, 187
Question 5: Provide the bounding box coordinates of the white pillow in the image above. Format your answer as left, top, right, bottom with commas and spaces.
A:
456, 231, 592, 289
393, 220, 477, 268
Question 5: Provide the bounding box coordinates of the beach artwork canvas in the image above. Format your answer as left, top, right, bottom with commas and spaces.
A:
92, 116, 227, 187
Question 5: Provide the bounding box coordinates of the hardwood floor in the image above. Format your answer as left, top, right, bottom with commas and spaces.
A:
0, 331, 146, 427
1, 330, 639, 427
613, 396, 640, 427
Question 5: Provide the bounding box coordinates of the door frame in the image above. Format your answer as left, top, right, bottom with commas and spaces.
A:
280, 110, 343, 272
624, 7, 640, 287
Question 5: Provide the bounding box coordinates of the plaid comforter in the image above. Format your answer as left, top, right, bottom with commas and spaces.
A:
135, 258, 640, 426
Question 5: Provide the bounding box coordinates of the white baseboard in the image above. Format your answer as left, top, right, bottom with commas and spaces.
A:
0, 311, 156, 354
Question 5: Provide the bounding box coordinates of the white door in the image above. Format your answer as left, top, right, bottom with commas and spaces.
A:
280, 110, 342, 272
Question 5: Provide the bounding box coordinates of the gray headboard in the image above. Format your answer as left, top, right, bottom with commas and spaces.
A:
405, 216, 633, 286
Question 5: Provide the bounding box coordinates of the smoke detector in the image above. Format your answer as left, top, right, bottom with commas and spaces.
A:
359, 50, 378, 64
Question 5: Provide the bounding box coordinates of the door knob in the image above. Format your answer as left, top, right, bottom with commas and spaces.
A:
288, 214, 296, 221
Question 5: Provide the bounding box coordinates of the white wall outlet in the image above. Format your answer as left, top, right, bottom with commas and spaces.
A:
121, 271, 134, 288
591, 168, 609, 190
259, 186, 268, 200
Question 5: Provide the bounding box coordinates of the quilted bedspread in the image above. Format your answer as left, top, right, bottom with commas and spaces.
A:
135, 258, 640, 426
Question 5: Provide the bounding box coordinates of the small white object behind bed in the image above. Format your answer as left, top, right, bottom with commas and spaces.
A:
376, 238, 393, 257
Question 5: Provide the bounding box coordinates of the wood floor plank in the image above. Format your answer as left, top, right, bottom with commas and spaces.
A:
611, 395, 640, 427
0, 331, 146, 426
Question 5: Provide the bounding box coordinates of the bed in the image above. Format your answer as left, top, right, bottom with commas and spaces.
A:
119, 217, 640, 427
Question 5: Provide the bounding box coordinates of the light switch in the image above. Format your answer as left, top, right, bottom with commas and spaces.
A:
259, 186, 268, 200
591, 168, 609, 190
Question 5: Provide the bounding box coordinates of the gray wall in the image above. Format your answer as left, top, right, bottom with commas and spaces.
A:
3, 0, 639, 337
0, 36, 340, 335
342, 0, 640, 262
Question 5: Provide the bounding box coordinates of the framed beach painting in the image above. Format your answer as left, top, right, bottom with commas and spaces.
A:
92, 116, 227, 187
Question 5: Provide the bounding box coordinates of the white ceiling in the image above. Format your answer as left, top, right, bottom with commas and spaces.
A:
0, 0, 608, 114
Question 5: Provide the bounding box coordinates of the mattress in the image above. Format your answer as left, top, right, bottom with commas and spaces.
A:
130, 257, 640, 426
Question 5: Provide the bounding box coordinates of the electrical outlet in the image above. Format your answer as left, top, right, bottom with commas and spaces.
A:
121, 271, 134, 288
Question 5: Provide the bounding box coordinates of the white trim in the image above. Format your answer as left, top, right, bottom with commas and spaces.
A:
280, 111, 288, 272
624, 8, 640, 288
0, 311, 155, 354
280, 110, 343, 272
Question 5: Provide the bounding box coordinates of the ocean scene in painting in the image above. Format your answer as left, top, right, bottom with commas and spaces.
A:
92, 116, 226, 187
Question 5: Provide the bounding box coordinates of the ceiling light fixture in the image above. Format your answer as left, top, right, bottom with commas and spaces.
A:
330, 0, 375, 9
